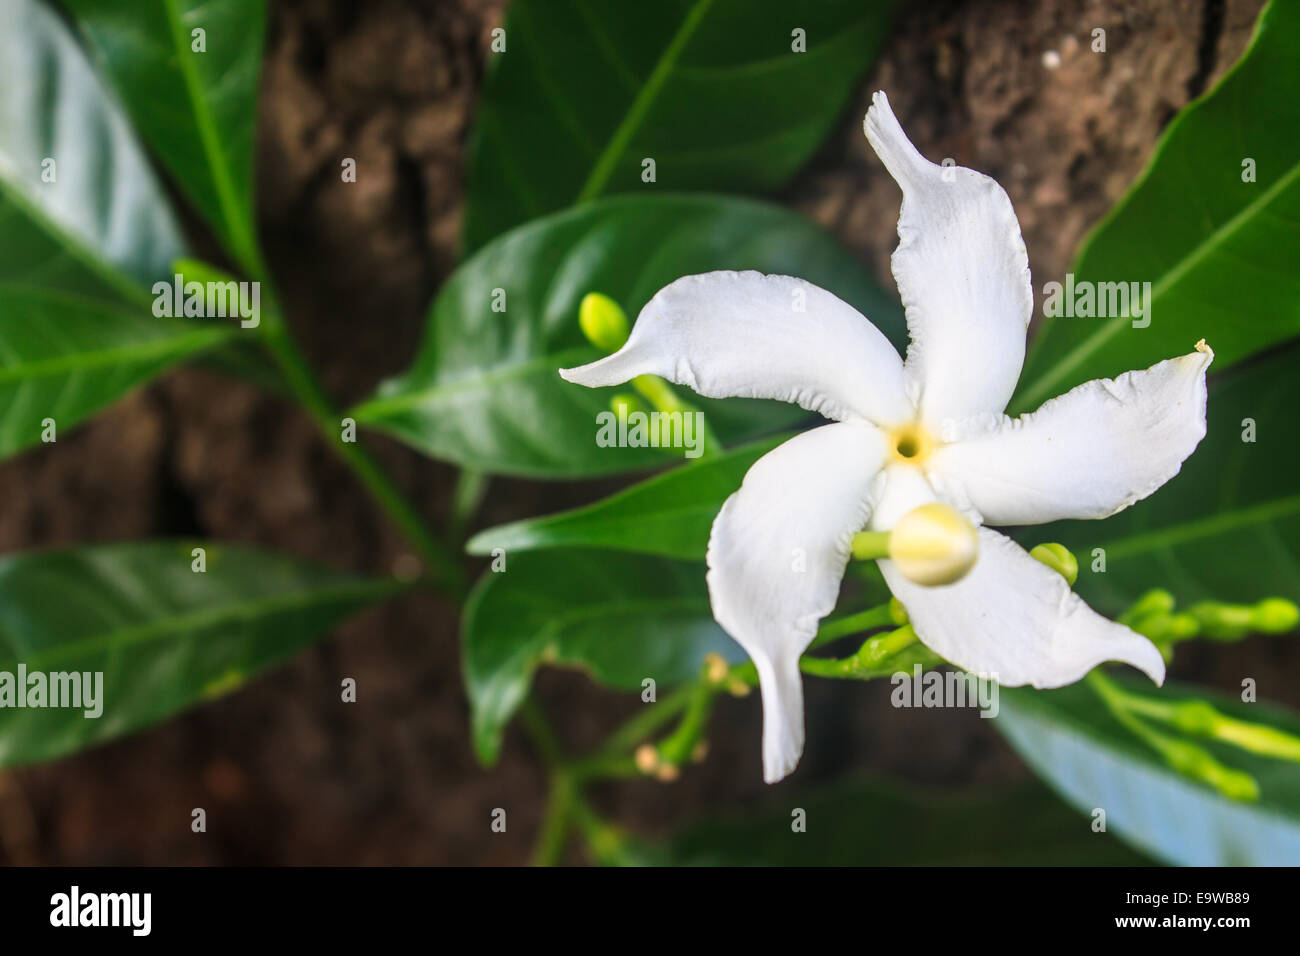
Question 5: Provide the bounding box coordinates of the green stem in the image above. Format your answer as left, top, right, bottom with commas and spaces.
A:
257, 315, 467, 597
532, 773, 575, 867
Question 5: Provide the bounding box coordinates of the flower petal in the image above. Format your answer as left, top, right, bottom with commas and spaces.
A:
930, 345, 1213, 525
559, 270, 911, 426
707, 420, 889, 782
864, 91, 1034, 427
881, 527, 1166, 688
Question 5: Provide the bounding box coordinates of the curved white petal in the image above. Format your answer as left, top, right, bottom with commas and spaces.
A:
868, 462, 943, 531
706, 421, 889, 782
559, 270, 912, 427
931, 345, 1213, 525
882, 527, 1166, 689
864, 92, 1033, 428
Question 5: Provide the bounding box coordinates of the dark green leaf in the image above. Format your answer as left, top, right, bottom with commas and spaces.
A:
466, 433, 790, 559
664, 777, 1152, 865
463, 549, 741, 764
64, 0, 267, 272
350, 194, 902, 478
0, 285, 233, 455
997, 678, 1300, 865
1022, 342, 1300, 613
0, 540, 401, 767
1016, 0, 1300, 410
0, 0, 186, 302
463, 0, 897, 251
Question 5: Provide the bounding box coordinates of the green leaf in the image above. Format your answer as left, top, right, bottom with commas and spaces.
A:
1016, 0, 1300, 410
463, 549, 741, 764
663, 777, 1152, 865
0, 285, 233, 455
463, 0, 897, 251
0, 540, 401, 767
1023, 342, 1300, 613
467, 433, 790, 559
997, 678, 1300, 865
350, 194, 903, 478
0, 0, 186, 303
64, 0, 267, 272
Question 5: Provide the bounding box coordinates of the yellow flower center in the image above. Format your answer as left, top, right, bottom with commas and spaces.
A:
888, 422, 937, 465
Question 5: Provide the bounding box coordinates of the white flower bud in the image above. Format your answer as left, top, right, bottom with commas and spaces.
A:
888, 503, 978, 586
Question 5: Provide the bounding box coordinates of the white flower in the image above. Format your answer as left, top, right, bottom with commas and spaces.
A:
560, 92, 1213, 783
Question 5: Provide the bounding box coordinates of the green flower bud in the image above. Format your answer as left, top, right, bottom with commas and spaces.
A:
1120, 589, 1176, 626
631, 374, 685, 413
888, 597, 909, 626
1167, 700, 1221, 736
579, 292, 630, 353
1188, 601, 1253, 640
1252, 597, 1299, 634
1134, 612, 1199, 643
1213, 716, 1300, 762
609, 392, 645, 417
1029, 542, 1078, 586
1160, 737, 1260, 802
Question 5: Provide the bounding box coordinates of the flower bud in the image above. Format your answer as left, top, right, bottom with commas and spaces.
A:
887, 503, 978, 587
1135, 612, 1199, 643
888, 597, 908, 625
1160, 737, 1260, 802
1252, 597, 1299, 634
1030, 542, 1078, 586
578, 292, 630, 353
609, 392, 645, 418
1121, 588, 1176, 626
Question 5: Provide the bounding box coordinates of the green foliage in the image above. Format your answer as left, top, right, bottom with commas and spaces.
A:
467, 434, 788, 559
350, 195, 902, 477
0, 541, 400, 767
462, 0, 897, 251
65, 0, 268, 271
997, 678, 1300, 866
1016, 0, 1300, 408
462, 549, 743, 765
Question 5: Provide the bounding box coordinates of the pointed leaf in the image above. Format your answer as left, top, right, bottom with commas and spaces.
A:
997, 678, 1300, 866
64, 0, 267, 270
463, 0, 897, 251
0, 541, 401, 767
0, 285, 233, 455
1016, 0, 1300, 409
350, 194, 903, 478
463, 549, 741, 764
467, 433, 790, 559
0, 0, 186, 302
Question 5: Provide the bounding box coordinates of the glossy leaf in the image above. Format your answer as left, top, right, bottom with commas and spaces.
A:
1016, 0, 1300, 410
665, 778, 1151, 865
0, 0, 186, 302
997, 678, 1300, 865
0, 285, 233, 455
466, 433, 790, 559
0, 541, 401, 767
463, 0, 897, 251
64, 0, 267, 271
350, 194, 903, 478
1022, 342, 1300, 613
463, 549, 742, 764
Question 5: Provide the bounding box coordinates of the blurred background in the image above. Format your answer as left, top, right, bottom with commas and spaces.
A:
0, 0, 1286, 865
